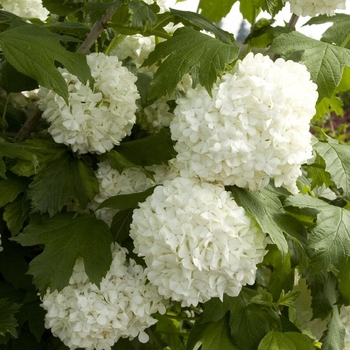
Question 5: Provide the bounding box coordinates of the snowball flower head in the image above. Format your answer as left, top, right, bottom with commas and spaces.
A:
41, 244, 166, 350
112, 34, 156, 69
340, 305, 350, 349
38, 53, 139, 154
285, 0, 346, 16
170, 53, 318, 193
130, 177, 267, 307
0, 0, 49, 21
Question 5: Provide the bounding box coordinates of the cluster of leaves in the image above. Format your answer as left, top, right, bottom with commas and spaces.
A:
0, 0, 350, 349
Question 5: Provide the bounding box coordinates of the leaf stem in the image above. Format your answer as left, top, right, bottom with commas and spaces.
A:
77, 5, 119, 54
340, 33, 350, 48
288, 13, 299, 30
104, 34, 126, 55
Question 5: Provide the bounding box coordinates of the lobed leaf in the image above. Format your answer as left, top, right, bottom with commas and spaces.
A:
229, 186, 288, 257
143, 27, 239, 99
198, 0, 238, 24
269, 31, 350, 101
27, 152, 99, 216
285, 195, 350, 273
0, 24, 92, 103
258, 331, 314, 350
0, 173, 29, 208
13, 213, 113, 293
117, 129, 176, 166
0, 299, 20, 338
321, 306, 345, 350
313, 135, 350, 198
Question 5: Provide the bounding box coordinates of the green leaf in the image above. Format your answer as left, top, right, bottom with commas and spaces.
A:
263, 246, 294, 301
240, 0, 260, 24
155, 315, 186, 350
128, 1, 157, 28
0, 299, 20, 338
98, 187, 155, 210
258, 331, 314, 350
0, 25, 92, 103
308, 271, 337, 320
0, 173, 29, 208
259, 0, 284, 16
229, 186, 288, 257
117, 130, 176, 166
313, 135, 350, 198
143, 27, 239, 99
337, 258, 350, 304
304, 152, 333, 189
321, 306, 345, 350
42, 0, 82, 16
3, 195, 29, 236
0, 59, 37, 93
27, 153, 99, 216
286, 195, 350, 273
0, 138, 39, 178
44, 22, 90, 39
0, 240, 32, 290
306, 14, 350, 48
269, 31, 350, 101
201, 317, 238, 350
101, 150, 154, 180
110, 209, 134, 243
169, 9, 235, 44
13, 213, 112, 293
198, 0, 238, 24
228, 290, 279, 349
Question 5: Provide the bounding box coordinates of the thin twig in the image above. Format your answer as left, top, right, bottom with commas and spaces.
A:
288, 13, 299, 30
15, 108, 43, 142
76, 6, 118, 54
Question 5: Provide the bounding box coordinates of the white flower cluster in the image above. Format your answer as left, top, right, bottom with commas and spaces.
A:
38, 53, 139, 154
170, 53, 318, 193
289, 277, 329, 341
340, 305, 350, 349
0, 0, 49, 21
130, 176, 267, 307
41, 244, 166, 350
285, 0, 346, 17
112, 35, 156, 69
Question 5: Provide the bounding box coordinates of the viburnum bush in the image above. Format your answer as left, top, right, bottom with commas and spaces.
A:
1, 0, 350, 349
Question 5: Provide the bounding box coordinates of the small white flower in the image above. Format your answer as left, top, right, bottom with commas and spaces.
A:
0, 0, 49, 20
170, 53, 318, 193
130, 176, 267, 307
38, 53, 139, 154
340, 305, 350, 349
41, 244, 167, 350
284, 0, 346, 16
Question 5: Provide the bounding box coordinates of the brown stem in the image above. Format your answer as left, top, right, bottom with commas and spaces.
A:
288, 13, 299, 30
15, 108, 43, 142
76, 6, 118, 54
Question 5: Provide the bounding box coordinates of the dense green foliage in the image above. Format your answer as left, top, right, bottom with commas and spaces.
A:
0, 0, 350, 349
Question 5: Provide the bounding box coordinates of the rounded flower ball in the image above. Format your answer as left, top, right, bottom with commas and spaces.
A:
38, 53, 139, 154
284, 0, 346, 17
130, 177, 267, 307
0, 0, 49, 21
41, 244, 166, 350
170, 53, 318, 193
